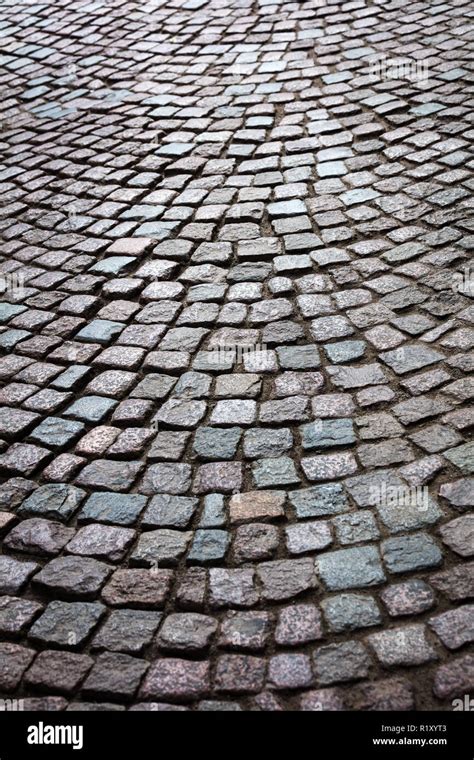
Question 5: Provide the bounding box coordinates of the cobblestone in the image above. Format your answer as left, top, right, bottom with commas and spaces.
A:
0, 0, 471, 712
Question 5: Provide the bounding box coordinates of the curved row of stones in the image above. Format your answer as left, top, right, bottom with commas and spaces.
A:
0, 0, 472, 710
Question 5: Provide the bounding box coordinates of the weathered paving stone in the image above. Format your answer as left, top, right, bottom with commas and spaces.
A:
131, 530, 192, 567
348, 677, 414, 711
289, 484, 349, 518
142, 495, 197, 529
374, 487, 442, 533
229, 491, 285, 524
439, 515, 474, 557
344, 469, 406, 508
215, 374, 261, 398
300, 688, 345, 711
200, 494, 225, 528
0, 596, 43, 636
218, 611, 271, 651
76, 460, 144, 492
233, 523, 279, 563
428, 605, 474, 650
313, 642, 372, 685
18, 484, 85, 522
209, 569, 258, 609
0, 512, 16, 535
28, 601, 105, 648
67, 524, 135, 563
321, 594, 382, 633
76, 320, 125, 344
439, 479, 474, 511
327, 363, 387, 389
102, 569, 173, 609
302, 452, 358, 482
381, 532, 443, 573
4, 518, 75, 557
193, 427, 241, 460
252, 456, 299, 488
33, 556, 112, 599
276, 345, 320, 369
392, 395, 452, 426
332, 511, 380, 544
193, 462, 242, 493
210, 400, 256, 426
268, 653, 313, 690
259, 396, 309, 424
257, 559, 315, 601
187, 530, 230, 565
317, 546, 386, 591
158, 613, 217, 653
312, 394, 355, 418
0, 477, 36, 509
0, 408, 40, 439
367, 624, 438, 666
140, 463, 192, 495
432, 654, 474, 700
130, 703, 188, 712
29, 417, 85, 449
381, 580, 435, 617
82, 652, 148, 700
408, 424, 462, 454
275, 604, 324, 646
91, 609, 161, 654
154, 399, 206, 429
0, 557, 39, 595
65, 395, 117, 423
300, 418, 355, 450
243, 428, 293, 459
66, 700, 123, 712
147, 431, 189, 462
24, 650, 94, 695
430, 563, 474, 602
0, 642, 36, 692
78, 492, 147, 527
311, 316, 354, 342
324, 340, 366, 364
274, 371, 323, 397
285, 521, 332, 555
214, 655, 266, 695
444, 442, 474, 474
139, 658, 210, 701
176, 568, 207, 611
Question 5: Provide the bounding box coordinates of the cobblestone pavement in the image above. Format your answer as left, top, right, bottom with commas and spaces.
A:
0, 0, 472, 712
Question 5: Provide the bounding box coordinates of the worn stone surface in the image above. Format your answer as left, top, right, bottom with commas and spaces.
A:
367, 625, 438, 667
313, 642, 372, 686
0, 0, 471, 712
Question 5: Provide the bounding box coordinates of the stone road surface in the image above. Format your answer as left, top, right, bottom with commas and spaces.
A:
0, 0, 473, 711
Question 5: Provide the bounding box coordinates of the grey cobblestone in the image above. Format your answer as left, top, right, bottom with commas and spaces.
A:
0, 0, 471, 712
